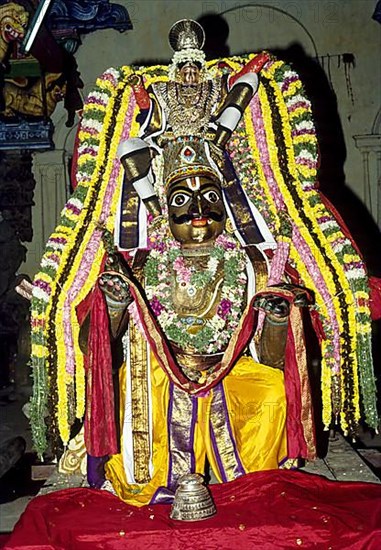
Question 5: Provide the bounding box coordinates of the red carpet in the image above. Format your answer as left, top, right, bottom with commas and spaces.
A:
4, 470, 381, 549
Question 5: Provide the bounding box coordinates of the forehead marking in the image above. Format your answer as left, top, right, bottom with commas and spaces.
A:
186, 177, 200, 191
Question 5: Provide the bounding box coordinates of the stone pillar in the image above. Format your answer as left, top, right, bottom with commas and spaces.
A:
21, 149, 69, 277
353, 134, 381, 227
377, 150, 381, 227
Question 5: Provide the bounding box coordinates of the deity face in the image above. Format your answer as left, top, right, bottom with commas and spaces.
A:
178, 63, 200, 85
167, 175, 226, 247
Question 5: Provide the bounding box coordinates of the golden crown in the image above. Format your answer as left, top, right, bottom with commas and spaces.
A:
162, 137, 220, 187
168, 19, 205, 52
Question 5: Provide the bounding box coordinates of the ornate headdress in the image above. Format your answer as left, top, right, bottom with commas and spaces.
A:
168, 19, 206, 79
169, 19, 205, 51
162, 137, 221, 188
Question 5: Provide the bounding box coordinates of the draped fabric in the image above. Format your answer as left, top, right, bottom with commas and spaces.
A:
77, 285, 118, 457
86, 281, 314, 505
5, 471, 381, 549
105, 357, 288, 506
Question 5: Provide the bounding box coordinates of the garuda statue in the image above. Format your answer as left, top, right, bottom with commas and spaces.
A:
26, 19, 379, 506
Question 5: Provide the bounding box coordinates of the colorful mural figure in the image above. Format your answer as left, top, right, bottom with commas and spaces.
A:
0, 2, 66, 120
0, 2, 28, 61
0, 2, 29, 111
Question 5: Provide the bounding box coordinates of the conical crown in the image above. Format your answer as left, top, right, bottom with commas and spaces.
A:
163, 137, 220, 187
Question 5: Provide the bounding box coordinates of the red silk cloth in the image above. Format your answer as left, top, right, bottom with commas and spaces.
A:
229, 52, 270, 86
76, 284, 118, 457
254, 287, 316, 460
5, 470, 381, 549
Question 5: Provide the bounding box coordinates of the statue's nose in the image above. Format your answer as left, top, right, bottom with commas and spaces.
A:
189, 195, 206, 217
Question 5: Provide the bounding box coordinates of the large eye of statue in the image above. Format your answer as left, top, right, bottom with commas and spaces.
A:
203, 190, 220, 204
170, 192, 191, 207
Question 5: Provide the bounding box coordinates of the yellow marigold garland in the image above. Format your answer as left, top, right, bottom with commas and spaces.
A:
29, 56, 378, 458
30, 66, 136, 454
270, 73, 362, 431
72, 77, 136, 419
258, 81, 345, 426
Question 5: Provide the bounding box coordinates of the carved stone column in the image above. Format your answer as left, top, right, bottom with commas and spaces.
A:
353, 134, 381, 227
21, 150, 69, 277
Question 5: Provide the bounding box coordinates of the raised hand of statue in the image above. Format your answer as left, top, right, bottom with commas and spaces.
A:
98, 268, 133, 339
212, 51, 272, 154
244, 51, 271, 73
253, 285, 313, 370
126, 72, 150, 110
228, 51, 271, 87
98, 226, 133, 307
253, 294, 290, 319
273, 283, 314, 308
253, 285, 314, 319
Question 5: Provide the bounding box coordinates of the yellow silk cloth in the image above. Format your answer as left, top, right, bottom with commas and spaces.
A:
105, 355, 287, 507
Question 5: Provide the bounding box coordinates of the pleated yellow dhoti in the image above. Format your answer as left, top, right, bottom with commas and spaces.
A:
106, 355, 287, 506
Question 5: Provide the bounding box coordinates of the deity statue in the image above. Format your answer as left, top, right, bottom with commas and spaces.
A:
25, 20, 379, 506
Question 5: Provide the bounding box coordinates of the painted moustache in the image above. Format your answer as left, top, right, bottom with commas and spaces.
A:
171, 211, 225, 225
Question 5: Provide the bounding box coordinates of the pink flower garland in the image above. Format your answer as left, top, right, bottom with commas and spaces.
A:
62, 84, 137, 375
250, 90, 341, 370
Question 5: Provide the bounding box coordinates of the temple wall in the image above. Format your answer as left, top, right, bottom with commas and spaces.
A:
23, 0, 380, 276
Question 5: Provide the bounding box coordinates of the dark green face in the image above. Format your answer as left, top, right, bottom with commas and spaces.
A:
167, 175, 226, 247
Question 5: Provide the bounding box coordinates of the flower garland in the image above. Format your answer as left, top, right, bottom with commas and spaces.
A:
28, 54, 378, 458
261, 63, 344, 427
219, 53, 377, 433
256, 74, 347, 422
144, 230, 247, 354
228, 113, 278, 233
269, 61, 377, 430
29, 66, 137, 454
30, 63, 171, 456
236, 53, 376, 432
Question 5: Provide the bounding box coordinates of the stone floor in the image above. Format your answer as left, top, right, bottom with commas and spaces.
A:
0, 389, 380, 534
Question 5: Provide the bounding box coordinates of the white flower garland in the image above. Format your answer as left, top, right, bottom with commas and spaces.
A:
168, 48, 207, 80
144, 232, 247, 354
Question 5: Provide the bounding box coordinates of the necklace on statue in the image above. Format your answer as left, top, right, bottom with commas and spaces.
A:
171, 249, 220, 298
144, 232, 247, 354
